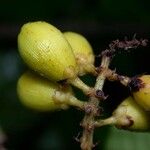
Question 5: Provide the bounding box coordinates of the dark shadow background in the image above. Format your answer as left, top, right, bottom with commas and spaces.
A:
0, 0, 150, 150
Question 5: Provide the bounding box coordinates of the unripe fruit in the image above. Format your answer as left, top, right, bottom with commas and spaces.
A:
131, 75, 150, 111
64, 31, 95, 75
18, 21, 77, 81
17, 71, 71, 111
113, 96, 150, 131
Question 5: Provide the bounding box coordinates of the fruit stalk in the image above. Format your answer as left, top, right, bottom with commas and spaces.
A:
94, 117, 117, 127
69, 77, 93, 95
53, 90, 86, 110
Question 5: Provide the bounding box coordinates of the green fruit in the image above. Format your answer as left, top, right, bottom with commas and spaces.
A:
132, 75, 150, 111
18, 21, 77, 81
17, 71, 71, 111
64, 31, 95, 75
113, 96, 150, 131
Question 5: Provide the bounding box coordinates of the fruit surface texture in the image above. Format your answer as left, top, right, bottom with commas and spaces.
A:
18, 21, 77, 81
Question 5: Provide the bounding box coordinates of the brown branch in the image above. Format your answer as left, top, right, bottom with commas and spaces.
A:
100, 35, 148, 58
80, 56, 110, 150
101, 68, 131, 86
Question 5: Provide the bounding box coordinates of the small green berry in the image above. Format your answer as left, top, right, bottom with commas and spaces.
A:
64, 31, 95, 75
18, 21, 77, 81
17, 71, 72, 111
131, 75, 150, 111
113, 96, 150, 131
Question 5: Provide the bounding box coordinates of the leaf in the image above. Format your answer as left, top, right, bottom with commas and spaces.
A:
105, 127, 150, 150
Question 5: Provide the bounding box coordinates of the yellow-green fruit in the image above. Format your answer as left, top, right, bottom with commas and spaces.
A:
18, 21, 77, 81
113, 96, 150, 131
132, 75, 150, 111
64, 31, 95, 75
17, 71, 71, 111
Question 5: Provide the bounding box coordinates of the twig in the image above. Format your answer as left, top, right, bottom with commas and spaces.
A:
80, 55, 111, 150
100, 36, 148, 58
103, 68, 131, 86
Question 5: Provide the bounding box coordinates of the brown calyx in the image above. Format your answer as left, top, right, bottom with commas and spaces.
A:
116, 116, 134, 130
128, 76, 145, 92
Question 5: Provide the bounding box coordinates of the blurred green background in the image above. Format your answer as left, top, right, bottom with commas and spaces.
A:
0, 0, 150, 150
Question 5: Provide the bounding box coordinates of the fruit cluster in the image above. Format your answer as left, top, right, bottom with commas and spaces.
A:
17, 21, 95, 111
17, 21, 150, 149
